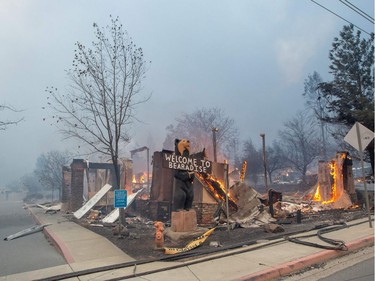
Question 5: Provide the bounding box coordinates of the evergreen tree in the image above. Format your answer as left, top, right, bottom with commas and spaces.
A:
319, 25, 374, 169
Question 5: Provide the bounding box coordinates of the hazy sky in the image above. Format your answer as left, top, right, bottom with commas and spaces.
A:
0, 0, 373, 186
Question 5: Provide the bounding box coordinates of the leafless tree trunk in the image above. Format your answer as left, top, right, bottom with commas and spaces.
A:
34, 150, 71, 201
45, 17, 150, 224
279, 112, 320, 183
265, 141, 287, 184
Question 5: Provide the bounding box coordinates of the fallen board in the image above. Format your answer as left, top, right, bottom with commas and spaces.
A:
4, 224, 52, 241
37, 203, 62, 213
102, 189, 143, 223
73, 184, 112, 219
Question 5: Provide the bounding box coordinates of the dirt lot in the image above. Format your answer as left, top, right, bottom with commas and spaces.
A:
74, 208, 369, 261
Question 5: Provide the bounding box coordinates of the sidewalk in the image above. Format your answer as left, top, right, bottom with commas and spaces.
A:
1, 206, 373, 281
30, 206, 134, 265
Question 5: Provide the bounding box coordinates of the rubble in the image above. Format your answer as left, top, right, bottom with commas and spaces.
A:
37, 203, 62, 213
209, 241, 222, 247
227, 182, 275, 228
112, 224, 129, 237
87, 209, 100, 220
263, 223, 285, 233
164, 227, 208, 243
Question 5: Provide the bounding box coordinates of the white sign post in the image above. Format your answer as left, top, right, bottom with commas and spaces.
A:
344, 122, 374, 228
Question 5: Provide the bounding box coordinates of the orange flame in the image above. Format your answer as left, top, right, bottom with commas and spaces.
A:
196, 173, 237, 210
313, 161, 338, 204
313, 185, 321, 201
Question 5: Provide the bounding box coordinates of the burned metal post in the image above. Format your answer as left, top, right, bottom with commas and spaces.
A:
224, 160, 230, 236
212, 127, 219, 163
147, 147, 150, 190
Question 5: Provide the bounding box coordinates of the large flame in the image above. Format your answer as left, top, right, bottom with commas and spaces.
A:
313, 161, 338, 204
132, 173, 148, 184
196, 173, 238, 211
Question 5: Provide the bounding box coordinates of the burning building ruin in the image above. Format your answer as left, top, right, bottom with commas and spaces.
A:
311, 152, 357, 209
147, 150, 272, 226
61, 151, 243, 226
61, 149, 369, 230
61, 158, 133, 213
148, 151, 228, 225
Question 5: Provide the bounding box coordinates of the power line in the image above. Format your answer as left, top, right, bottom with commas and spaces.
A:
339, 0, 374, 24
342, 0, 374, 21
309, 0, 372, 36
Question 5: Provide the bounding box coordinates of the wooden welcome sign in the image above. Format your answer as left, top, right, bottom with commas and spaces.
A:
162, 152, 212, 174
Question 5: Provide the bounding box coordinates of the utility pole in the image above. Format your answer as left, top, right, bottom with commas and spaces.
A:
260, 133, 268, 190
146, 147, 150, 191
212, 127, 219, 162
224, 160, 230, 237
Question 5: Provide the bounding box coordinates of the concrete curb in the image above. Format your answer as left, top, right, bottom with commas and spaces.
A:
232, 235, 374, 281
28, 207, 75, 264
42, 228, 75, 264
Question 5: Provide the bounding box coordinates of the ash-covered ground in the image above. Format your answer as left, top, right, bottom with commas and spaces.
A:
75, 207, 369, 261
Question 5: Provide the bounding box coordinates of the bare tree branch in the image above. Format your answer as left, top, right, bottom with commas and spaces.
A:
0, 104, 24, 130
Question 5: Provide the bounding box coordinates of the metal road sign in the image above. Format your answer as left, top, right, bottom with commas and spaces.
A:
114, 189, 127, 208
344, 122, 374, 228
344, 122, 374, 151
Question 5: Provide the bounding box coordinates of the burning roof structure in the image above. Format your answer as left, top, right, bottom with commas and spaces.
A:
195, 172, 238, 211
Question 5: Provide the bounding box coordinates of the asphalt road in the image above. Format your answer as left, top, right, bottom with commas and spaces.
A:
320, 257, 374, 281
281, 245, 374, 281
0, 193, 66, 277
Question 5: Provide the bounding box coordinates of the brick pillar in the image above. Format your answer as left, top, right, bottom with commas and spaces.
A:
318, 161, 331, 202
61, 166, 72, 212
171, 209, 197, 232
195, 203, 217, 226
70, 159, 85, 211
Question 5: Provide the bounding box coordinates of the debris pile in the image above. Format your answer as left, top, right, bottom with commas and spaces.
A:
228, 182, 275, 228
